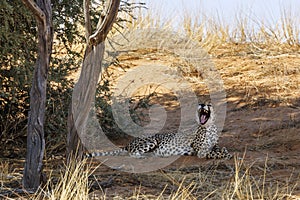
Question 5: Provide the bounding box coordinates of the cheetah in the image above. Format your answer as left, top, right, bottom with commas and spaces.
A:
86, 103, 232, 159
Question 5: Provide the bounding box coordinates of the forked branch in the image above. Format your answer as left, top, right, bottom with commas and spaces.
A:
88, 0, 121, 45
21, 0, 46, 26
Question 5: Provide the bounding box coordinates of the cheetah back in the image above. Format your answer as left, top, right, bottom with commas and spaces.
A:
152, 132, 196, 157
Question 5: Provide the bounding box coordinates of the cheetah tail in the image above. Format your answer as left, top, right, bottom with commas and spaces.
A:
85, 149, 128, 158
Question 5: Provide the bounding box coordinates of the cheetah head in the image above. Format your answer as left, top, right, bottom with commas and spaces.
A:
196, 103, 212, 125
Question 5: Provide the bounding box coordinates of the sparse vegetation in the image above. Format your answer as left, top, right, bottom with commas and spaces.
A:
1, 1, 300, 199
1, 156, 299, 199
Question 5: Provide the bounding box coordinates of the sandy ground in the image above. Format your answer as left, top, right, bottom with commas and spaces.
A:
86, 45, 300, 198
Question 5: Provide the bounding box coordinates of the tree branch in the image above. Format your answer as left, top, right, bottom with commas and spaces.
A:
89, 0, 121, 45
83, 0, 92, 43
21, 0, 46, 25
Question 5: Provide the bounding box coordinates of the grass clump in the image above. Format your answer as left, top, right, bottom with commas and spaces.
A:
222, 156, 299, 200
28, 159, 94, 200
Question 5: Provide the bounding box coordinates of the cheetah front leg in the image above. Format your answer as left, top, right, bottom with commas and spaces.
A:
196, 147, 212, 158
206, 144, 232, 159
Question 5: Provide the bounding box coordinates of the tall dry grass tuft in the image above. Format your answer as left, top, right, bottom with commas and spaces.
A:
124, 6, 299, 55
163, 173, 198, 200
223, 155, 298, 200
0, 161, 9, 189
32, 158, 96, 200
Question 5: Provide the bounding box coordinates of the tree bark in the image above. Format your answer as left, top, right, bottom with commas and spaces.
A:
67, 0, 120, 162
22, 0, 53, 190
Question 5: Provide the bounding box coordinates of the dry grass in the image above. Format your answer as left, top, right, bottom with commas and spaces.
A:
1, 157, 299, 199
0, 161, 9, 189
0, 159, 95, 199
42, 160, 91, 200
181, 8, 300, 53
223, 156, 298, 200
31, 159, 95, 200
13, 158, 300, 199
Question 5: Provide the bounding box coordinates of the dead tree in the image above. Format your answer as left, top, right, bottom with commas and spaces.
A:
21, 0, 53, 190
67, 0, 121, 162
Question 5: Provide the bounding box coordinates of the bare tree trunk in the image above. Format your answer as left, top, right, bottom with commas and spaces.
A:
66, 44, 104, 161
67, 0, 120, 162
22, 0, 53, 190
